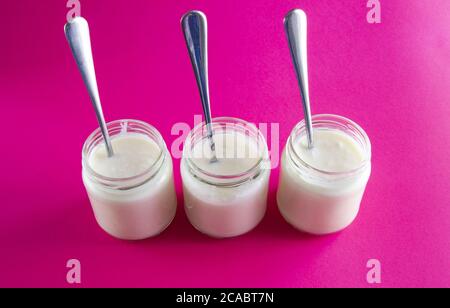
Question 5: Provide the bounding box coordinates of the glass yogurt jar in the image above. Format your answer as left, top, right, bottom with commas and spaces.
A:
82, 119, 177, 240
277, 114, 372, 235
181, 117, 271, 238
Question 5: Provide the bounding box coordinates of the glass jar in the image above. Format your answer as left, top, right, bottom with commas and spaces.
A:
181, 117, 271, 238
82, 119, 177, 240
277, 114, 372, 235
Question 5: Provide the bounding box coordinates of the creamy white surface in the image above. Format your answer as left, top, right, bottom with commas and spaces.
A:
294, 129, 365, 173
189, 131, 262, 176
89, 134, 161, 178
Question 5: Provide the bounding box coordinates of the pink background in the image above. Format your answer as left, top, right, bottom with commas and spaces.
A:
1, 0, 449, 288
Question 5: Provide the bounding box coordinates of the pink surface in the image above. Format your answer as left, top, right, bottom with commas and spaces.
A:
1, 0, 449, 288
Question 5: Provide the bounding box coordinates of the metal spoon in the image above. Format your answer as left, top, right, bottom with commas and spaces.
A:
181, 11, 218, 163
64, 17, 114, 157
284, 9, 314, 149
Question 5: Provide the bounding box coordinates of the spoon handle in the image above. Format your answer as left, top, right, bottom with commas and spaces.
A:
181, 11, 217, 157
284, 9, 314, 148
64, 17, 114, 157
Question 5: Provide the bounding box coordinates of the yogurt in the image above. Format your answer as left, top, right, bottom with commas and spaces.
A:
89, 134, 161, 178
293, 130, 366, 173
82, 120, 177, 240
277, 114, 371, 235
181, 118, 270, 238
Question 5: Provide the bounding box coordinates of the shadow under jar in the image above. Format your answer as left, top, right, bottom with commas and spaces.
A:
181, 117, 271, 238
82, 119, 177, 240
277, 114, 372, 235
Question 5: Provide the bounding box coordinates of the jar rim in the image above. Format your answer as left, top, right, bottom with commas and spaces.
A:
288, 114, 372, 177
183, 117, 269, 187
82, 119, 166, 188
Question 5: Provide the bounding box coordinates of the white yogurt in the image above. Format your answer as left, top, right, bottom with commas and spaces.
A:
82, 120, 177, 240
294, 130, 365, 173
181, 118, 270, 238
277, 115, 371, 235
89, 135, 161, 178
